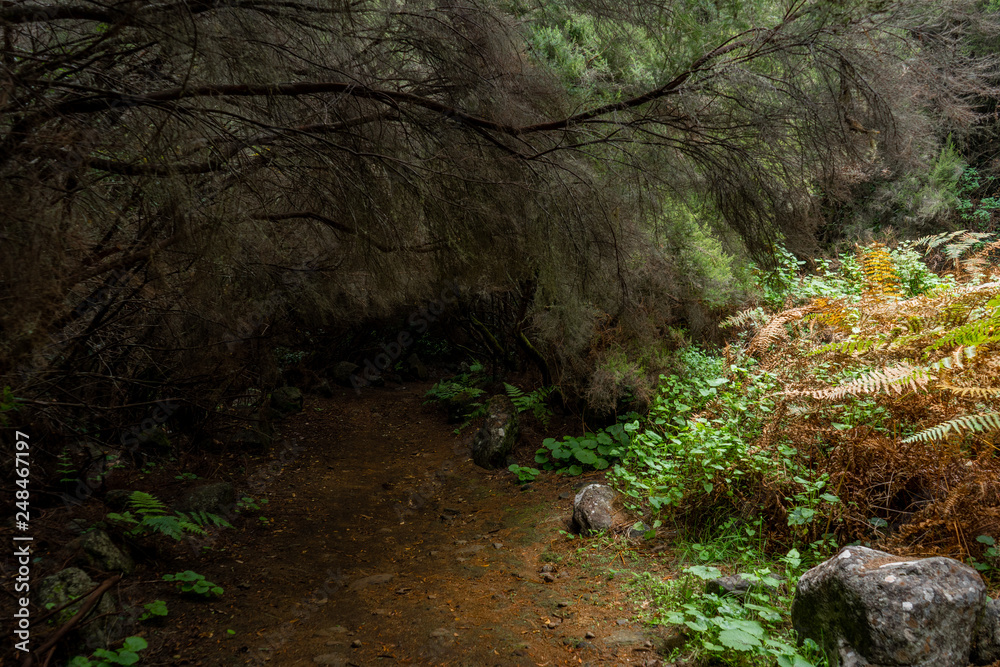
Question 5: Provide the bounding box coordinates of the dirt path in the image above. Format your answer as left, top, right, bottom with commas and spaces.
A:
182, 383, 676, 666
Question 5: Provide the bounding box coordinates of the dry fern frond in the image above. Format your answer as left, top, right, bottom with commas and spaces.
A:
962, 239, 1000, 276
805, 297, 855, 330
721, 307, 769, 330
941, 383, 1000, 398
808, 363, 932, 400
747, 306, 813, 357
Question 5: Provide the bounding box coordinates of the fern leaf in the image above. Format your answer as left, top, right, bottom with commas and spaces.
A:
809, 336, 883, 357
809, 364, 932, 400
748, 306, 813, 356
142, 515, 200, 540
941, 384, 1000, 398
503, 382, 524, 399
914, 230, 966, 252
722, 307, 768, 330
925, 318, 1000, 353
128, 491, 169, 516
187, 511, 233, 529
903, 412, 1000, 443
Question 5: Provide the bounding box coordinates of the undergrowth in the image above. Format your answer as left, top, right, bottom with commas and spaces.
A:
603, 232, 1000, 666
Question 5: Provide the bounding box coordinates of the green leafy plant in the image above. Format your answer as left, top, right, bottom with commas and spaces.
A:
957, 167, 1000, 232
69, 636, 148, 666
138, 599, 168, 622
162, 570, 224, 597
635, 550, 824, 666
174, 472, 199, 481
508, 463, 540, 483
972, 535, 999, 574
108, 491, 231, 541
237, 495, 269, 513
534, 422, 629, 476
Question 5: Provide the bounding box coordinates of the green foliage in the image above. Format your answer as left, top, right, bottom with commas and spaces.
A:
972, 535, 999, 574
0, 385, 18, 425
69, 636, 148, 667
425, 361, 490, 429
57, 448, 78, 483
535, 422, 630, 476
138, 600, 168, 622
237, 495, 269, 513
756, 241, 950, 311
162, 570, 224, 597
503, 383, 556, 425
658, 199, 744, 308
957, 166, 1000, 231
903, 412, 1000, 444
108, 491, 231, 541
508, 463, 540, 483
633, 550, 825, 666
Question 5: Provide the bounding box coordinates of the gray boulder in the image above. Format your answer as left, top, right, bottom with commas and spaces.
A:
69, 529, 134, 574
270, 386, 303, 416
471, 395, 519, 469
175, 481, 235, 514
39, 568, 117, 648
572, 484, 615, 535
792, 546, 987, 667
972, 597, 1000, 665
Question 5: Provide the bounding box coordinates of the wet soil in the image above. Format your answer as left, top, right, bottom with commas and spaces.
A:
165, 382, 679, 666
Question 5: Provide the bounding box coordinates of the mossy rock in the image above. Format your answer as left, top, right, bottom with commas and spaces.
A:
175, 481, 235, 514
39, 568, 117, 648
69, 529, 134, 574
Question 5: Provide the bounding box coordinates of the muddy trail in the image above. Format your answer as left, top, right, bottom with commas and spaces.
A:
169, 383, 680, 666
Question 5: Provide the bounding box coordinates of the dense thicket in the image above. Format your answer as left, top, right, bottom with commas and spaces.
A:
1, 0, 997, 449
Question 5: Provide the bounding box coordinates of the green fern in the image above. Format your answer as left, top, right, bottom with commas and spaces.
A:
923, 317, 1000, 354
108, 491, 230, 541
809, 336, 884, 357
903, 412, 1000, 443
186, 511, 233, 530
503, 383, 555, 426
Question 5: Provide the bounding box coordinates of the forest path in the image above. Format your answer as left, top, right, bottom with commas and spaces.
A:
190, 382, 673, 666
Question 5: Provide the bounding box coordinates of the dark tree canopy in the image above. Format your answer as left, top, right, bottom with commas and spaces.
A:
1, 0, 996, 424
